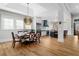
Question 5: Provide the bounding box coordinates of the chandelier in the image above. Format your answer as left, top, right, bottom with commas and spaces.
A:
24, 3, 32, 25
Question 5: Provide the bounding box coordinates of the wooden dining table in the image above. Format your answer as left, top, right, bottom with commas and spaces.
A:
16, 33, 30, 42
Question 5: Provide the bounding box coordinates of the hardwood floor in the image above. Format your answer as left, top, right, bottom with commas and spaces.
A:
0, 36, 79, 56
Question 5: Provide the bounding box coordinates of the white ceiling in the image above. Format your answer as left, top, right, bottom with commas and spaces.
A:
0, 3, 79, 16
65, 3, 79, 16
38, 3, 59, 11
0, 3, 47, 16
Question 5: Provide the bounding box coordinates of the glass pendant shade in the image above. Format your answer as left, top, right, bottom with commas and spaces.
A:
24, 16, 32, 25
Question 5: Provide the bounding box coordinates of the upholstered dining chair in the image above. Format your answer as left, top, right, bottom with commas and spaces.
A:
36, 33, 41, 43
11, 32, 21, 48
29, 32, 38, 45
29, 32, 41, 44
29, 32, 35, 41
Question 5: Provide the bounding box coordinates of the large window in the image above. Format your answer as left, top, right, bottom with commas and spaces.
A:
2, 18, 14, 30
25, 25, 31, 29
1, 15, 24, 30
16, 20, 24, 29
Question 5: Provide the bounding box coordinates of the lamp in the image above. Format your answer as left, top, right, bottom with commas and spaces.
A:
27, 3, 30, 16
24, 16, 32, 25
24, 3, 32, 25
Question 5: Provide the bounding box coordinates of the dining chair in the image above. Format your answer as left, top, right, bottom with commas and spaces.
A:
29, 32, 41, 44
36, 33, 41, 43
11, 32, 21, 48
29, 32, 38, 45
29, 32, 35, 41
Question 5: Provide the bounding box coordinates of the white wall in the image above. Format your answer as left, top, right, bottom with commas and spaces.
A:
63, 6, 72, 35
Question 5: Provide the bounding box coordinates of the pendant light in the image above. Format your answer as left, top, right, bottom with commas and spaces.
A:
24, 3, 32, 25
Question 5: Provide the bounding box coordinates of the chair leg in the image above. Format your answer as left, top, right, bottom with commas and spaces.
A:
12, 42, 15, 48
19, 39, 22, 47
36, 39, 38, 44
37, 38, 40, 43
39, 39, 40, 43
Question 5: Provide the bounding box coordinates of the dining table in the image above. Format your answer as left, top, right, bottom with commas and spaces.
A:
16, 32, 30, 42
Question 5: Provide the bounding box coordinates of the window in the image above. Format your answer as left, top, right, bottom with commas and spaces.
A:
2, 18, 14, 30
25, 25, 31, 29
16, 20, 24, 29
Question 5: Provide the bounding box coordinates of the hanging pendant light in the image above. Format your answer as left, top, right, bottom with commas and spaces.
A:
27, 3, 29, 16
24, 3, 32, 25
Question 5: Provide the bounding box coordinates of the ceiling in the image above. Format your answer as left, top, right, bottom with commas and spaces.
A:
65, 3, 79, 16
0, 3, 79, 16
0, 3, 47, 16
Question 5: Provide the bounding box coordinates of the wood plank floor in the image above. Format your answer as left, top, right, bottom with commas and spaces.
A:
0, 36, 79, 56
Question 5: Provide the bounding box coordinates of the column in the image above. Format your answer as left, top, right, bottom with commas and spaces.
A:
58, 4, 64, 42
32, 16, 36, 33
71, 15, 74, 36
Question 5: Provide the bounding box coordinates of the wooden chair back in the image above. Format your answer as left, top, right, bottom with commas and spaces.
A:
36, 33, 41, 43
30, 32, 35, 41
11, 32, 15, 42
11, 32, 21, 48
